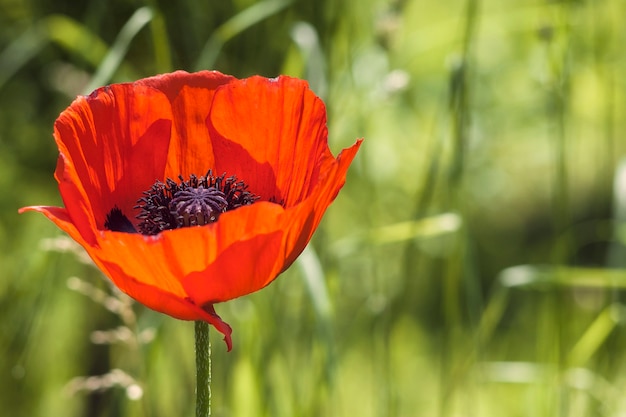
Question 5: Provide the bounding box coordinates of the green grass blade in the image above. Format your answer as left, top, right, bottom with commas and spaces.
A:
567, 304, 620, 367
290, 21, 327, 98
2, 14, 142, 94
0, 14, 116, 91
0, 25, 48, 91
145, 5, 172, 73
194, 0, 292, 71
332, 212, 462, 257
608, 158, 626, 267
83, 7, 153, 93
295, 244, 336, 386
43, 15, 111, 71
499, 265, 626, 289
296, 245, 332, 320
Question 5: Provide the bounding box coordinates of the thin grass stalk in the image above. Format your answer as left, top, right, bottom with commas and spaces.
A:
82, 7, 153, 94
545, 4, 575, 416
440, 0, 480, 415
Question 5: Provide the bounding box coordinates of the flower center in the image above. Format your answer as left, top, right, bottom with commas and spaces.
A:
170, 186, 227, 227
104, 171, 259, 235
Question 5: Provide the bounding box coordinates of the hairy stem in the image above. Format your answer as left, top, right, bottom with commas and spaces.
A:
195, 321, 211, 417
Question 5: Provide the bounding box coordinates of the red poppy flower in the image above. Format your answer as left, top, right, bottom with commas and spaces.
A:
20, 70, 361, 350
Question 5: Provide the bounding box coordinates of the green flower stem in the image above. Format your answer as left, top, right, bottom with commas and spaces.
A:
195, 320, 211, 417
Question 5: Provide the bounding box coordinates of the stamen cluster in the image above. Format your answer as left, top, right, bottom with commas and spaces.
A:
135, 171, 259, 235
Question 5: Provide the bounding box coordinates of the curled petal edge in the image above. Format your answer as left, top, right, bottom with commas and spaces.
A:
183, 299, 233, 351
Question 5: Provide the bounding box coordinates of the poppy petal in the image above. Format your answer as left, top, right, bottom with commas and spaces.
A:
98, 254, 233, 350
93, 202, 285, 305
54, 84, 174, 235
18, 205, 86, 246
187, 302, 233, 351
280, 139, 363, 269
181, 202, 286, 302
136, 71, 236, 178
207, 75, 329, 205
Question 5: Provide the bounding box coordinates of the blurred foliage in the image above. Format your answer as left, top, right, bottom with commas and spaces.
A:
2, 0, 626, 416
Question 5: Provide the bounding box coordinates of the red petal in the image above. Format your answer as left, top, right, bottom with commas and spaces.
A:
136, 70, 233, 103
137, 71, 235, 178
190, 303, 233, 351
181, 230, 284, 303
18, 205, 86, 246
91, 202, 285, 304
280, 139, 362, 268
54, 84, 173, 234
207, 76, 330, 205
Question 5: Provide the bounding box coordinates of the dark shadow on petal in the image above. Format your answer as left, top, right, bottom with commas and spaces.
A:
99, 118, 172, 228
181, 231, 284, 304
209, 135, 282, 203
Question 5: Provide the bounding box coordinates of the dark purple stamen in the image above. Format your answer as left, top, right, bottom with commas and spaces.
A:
103, 170, 261, 236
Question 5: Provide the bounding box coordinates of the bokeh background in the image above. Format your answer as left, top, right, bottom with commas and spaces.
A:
3, 0, 626, 416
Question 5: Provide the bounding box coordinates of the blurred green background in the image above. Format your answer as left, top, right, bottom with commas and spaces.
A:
3, 0, 626, 416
